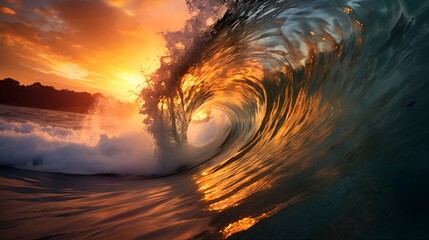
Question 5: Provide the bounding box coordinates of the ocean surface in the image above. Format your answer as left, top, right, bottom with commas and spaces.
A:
1, 0, 429, 239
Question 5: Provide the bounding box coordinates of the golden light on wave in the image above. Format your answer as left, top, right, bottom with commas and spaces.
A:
343, 6, 353, 14
220, 203, 292, 238
199, 174, 273, 212
221, 213, 272, 238
192, 110, 212, 122
222, 217, 259, 238
188, 49, 341, 237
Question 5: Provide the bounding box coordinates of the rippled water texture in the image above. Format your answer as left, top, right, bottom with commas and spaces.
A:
1, 0, 429, 239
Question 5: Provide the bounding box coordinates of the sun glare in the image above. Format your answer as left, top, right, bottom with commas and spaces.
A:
116, 72, 141, 88
0, 0, 191, 103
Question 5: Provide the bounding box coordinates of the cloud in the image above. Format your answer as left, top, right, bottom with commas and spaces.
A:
6, 0, 22, 9
49, 62, 90, 81
105, 0, 129, 8
52, 0, 138, 48
1, 7, 16, 15
0, 0, 191, 101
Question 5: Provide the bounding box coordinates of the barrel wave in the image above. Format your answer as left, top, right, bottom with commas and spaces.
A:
138, 0, 429, 237
1, 0, 428, 239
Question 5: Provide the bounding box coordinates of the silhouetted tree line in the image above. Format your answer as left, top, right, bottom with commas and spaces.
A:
0, 78, 103, 113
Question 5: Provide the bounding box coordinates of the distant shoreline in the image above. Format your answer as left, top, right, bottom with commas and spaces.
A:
0, 78, 136, 116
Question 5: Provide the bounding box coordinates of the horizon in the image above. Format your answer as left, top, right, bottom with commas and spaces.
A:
1, 77, 132, 103
0, 0, 192, 102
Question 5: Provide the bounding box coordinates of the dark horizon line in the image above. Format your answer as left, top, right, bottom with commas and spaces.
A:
0, 78, 136, 114
1, 77, 106, 97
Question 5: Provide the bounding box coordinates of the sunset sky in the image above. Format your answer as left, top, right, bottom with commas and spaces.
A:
0, 0, 191, 101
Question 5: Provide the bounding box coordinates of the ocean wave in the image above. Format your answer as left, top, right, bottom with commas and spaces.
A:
1, 0, 429, 238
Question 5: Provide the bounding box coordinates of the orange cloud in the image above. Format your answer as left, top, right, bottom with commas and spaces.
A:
1, 7, 16, 15
6, 0, 22, 8
0, 0, 191, 101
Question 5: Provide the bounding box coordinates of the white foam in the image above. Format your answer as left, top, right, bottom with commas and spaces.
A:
0, 116, 162, 175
